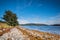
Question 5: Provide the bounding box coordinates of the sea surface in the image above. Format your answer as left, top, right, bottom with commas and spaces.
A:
20, 26, 60, 35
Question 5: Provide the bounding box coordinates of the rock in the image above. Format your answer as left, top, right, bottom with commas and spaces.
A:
7, 38, 12, 40
0, 30, 3, 36
0, 27, 60, 40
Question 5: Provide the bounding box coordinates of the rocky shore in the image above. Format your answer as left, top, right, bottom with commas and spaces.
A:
0, 26, 60, 40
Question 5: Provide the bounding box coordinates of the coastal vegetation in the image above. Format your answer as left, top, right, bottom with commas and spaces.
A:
0, 10, 19, 36
2, 10, 19, 26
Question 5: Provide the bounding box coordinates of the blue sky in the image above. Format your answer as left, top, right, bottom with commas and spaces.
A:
0, 0, 60, 24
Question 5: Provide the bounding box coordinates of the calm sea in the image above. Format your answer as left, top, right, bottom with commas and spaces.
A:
20, 26, 60, 35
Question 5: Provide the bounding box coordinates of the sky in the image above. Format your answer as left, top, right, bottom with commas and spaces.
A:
0, 0, 60, 24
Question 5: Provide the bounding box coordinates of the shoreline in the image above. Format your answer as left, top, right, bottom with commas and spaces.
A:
20, 25, 60, 35
0, 26, 60, 40
0, 22, 60, 40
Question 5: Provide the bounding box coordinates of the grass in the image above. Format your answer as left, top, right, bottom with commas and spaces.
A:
0, 23, 13, 29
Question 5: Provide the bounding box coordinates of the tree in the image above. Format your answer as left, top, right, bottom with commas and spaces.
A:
3, 10, 19, 26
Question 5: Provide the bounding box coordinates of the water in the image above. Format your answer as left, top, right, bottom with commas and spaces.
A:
20, 26, 60, 35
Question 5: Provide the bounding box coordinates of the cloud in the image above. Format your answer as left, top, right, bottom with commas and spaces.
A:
16, 0, 33, 10
38, 4, 43, 7
27, 0, 32, 6
46, 14, 60, 24
17, 14, 60, 24
16, 0, 43, 10
17, 15, 41, 24
17, 19, 29, 24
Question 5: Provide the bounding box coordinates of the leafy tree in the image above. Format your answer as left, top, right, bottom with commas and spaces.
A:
3, 10, 19, 26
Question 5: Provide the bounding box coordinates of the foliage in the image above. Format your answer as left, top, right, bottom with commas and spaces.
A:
2, 10, 19, 26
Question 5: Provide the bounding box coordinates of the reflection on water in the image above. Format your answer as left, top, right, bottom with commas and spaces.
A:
20, 26, 60, 35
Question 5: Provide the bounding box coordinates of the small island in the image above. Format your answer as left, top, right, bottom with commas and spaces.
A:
20, 23, 48, 26
20, 23, 60, 26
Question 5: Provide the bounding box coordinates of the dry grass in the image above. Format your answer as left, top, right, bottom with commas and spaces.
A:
0, 23, 14, 36
0, 23, 12, 29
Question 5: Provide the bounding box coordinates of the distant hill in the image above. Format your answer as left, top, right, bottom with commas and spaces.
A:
0, 20, 6, 23
20, 23, 48, 26
51, 24, 60, 26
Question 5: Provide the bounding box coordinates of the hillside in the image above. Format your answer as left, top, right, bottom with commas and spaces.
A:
51, 24, 60, 26
20, 23, 48, 26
